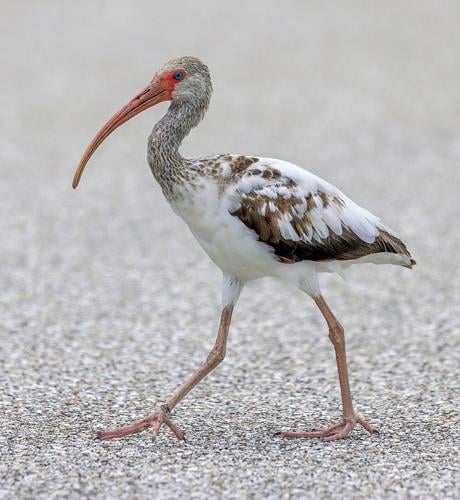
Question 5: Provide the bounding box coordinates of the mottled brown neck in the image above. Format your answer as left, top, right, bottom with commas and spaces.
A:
147, 98, 209, 198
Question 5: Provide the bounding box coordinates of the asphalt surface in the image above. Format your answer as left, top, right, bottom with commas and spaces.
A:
1, 1, 459, 498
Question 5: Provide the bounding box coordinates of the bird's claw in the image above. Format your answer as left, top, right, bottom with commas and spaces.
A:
276, 415, 377, 441
97, 406, 185, 441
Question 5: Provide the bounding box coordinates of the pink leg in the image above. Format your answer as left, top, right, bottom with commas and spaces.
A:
98, 305, 234, 441
277, 295, 376, 441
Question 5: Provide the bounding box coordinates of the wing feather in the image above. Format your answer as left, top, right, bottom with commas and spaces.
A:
222, 157, 415, 266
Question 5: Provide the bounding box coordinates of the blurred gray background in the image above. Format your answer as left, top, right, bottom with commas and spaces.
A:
1, 0, 459, 498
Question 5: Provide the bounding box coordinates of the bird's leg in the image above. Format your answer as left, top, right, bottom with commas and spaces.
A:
278, 295, 376, 441
97, 305, 234, 441
164, 304, 233, 411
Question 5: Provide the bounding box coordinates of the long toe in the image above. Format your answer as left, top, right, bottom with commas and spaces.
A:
163, 415, 186, 441
321, 421, 355, 441
357, 415, 378, 434
276, 415, 376, 441
277, 420, 347, 439
97, 407, 185, 441
97, 417, 152, 440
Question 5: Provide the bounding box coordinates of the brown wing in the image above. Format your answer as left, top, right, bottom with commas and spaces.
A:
229, 173, 415, 266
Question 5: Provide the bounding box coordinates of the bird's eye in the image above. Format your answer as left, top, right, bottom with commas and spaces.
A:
173, 71, 184, 81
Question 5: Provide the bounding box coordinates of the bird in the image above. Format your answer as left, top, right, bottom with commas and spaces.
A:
72, 56, 415, 442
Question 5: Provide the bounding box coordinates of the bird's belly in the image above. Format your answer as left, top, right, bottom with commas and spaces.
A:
171, 183, 278, 280
193, 219, 278, 280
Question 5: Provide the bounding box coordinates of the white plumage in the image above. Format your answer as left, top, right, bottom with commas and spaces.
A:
73, 56, 414, 442
171, 156, 412, 304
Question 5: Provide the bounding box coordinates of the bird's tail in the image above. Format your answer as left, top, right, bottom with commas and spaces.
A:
377, 229, 416, 268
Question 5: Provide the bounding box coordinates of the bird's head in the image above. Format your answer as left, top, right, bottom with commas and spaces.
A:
157, 56, 212, 105
72, 56, 211, 189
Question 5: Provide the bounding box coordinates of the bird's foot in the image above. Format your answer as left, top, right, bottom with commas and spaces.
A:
97, 405, 185, 441
276, 415, 377, 442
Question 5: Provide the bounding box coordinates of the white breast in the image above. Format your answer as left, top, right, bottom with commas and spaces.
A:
170, 178, 280, 280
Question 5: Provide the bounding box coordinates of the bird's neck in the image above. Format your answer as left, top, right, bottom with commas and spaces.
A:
147, 99, 208, 197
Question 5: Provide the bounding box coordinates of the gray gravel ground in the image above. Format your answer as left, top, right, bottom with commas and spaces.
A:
1, 1, 459, 498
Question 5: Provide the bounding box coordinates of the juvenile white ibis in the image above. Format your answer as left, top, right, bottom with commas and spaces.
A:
73, 56, 415, 442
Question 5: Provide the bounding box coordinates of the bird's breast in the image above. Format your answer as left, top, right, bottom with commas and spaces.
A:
168, 178, 279, 279
170, 178, 221, 234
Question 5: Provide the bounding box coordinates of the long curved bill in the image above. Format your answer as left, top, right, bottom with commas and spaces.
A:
72, 79, 170, 189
